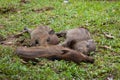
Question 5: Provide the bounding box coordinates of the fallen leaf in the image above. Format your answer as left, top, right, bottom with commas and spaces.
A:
105, 74, 114, 80
99, 45, 112, 50
103, 32, 115, 39
20, 59, 28, 64
0, 24, 4, 29
64, 0, 69, 3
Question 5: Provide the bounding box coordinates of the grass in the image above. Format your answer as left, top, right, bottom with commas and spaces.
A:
0, 0, 120, 80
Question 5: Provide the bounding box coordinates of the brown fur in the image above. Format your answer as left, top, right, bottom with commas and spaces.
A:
73, 39, 96, 55
25, 26, 60, 46
16, 45, 94, 64
57, 27, 96, 55
62, 27, 91, 46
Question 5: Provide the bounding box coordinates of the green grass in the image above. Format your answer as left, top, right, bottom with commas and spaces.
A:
0, 0, 120, 80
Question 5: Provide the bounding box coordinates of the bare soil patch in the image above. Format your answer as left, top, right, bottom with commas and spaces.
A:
32, 7, 54, 13
0, 30, 30, 47
20, 0, 30, 4
0, 6, 17, 14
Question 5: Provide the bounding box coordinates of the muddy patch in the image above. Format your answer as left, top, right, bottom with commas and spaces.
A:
15, 36, 31, 47
0, 6, 17, 14
32, 7, 54, 13
20, 0, 30, 4
101, 19, 118, 26
0, 30, 31, 47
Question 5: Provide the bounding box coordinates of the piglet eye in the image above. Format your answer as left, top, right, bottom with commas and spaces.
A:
47, 37, 50, 42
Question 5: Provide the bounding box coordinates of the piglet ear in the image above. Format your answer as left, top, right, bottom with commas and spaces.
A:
49, 29, 55, 35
